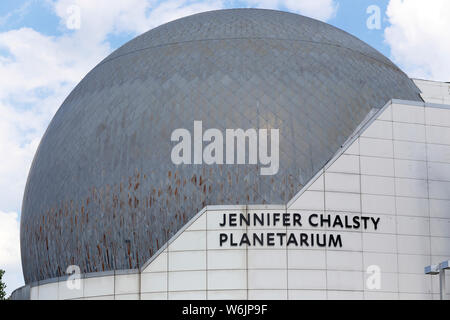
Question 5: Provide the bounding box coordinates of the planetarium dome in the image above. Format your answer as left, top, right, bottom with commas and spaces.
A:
21, 8, 422, 283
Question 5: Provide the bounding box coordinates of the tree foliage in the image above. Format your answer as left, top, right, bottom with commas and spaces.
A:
0, 269, 6, 300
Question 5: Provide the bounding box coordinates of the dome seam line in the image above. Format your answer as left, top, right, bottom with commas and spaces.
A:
95, 36, 402, 73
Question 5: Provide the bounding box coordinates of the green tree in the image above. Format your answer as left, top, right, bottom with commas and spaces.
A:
0, 269, 6, 300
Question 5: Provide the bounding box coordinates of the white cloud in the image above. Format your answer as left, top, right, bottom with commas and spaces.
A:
0, 211, 22, 297
385, 0, 450, 81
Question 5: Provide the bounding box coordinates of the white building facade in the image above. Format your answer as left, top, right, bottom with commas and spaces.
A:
11, 79, 450, 300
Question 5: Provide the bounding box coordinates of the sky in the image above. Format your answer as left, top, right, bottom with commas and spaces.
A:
0, 0, 449, 297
